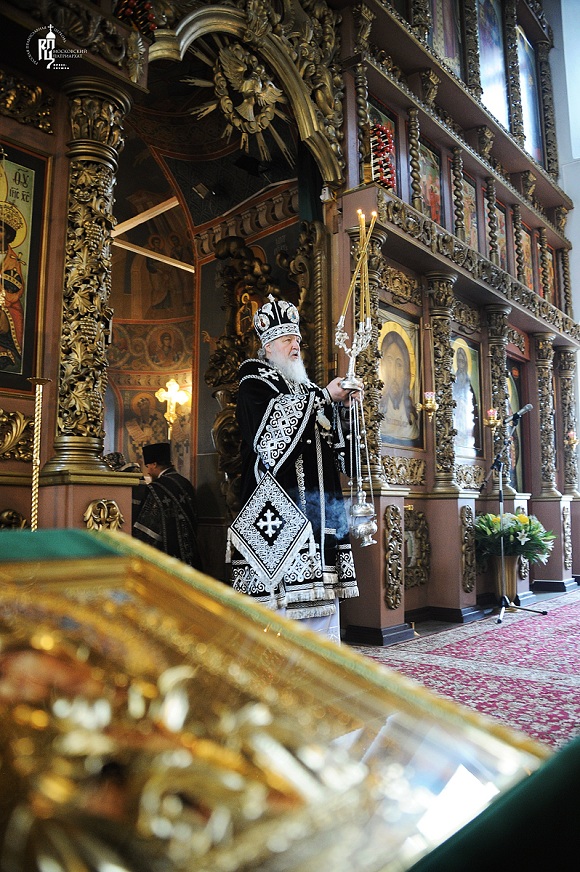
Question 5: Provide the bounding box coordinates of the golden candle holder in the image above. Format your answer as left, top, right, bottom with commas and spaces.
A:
483, 408, 501, 433
416, 391, 438, 422
564, 429, 579, 449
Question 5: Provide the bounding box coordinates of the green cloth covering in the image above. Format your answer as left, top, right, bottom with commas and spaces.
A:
409, 735, 580, 871
0, 529, 120, 562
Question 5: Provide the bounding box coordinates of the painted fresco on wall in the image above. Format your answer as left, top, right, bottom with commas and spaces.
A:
378, 309, 422, 448
419, 140, 441, 224
477, 0, 509, 130
451, 335, 482, 455
517, 25, 543, 165
463, 175, 479, 249
430, 0, 464, 78
507, 361, 524, 493
0, 141, 47, 392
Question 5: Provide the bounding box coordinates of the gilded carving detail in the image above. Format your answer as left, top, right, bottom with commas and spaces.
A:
383, 265, 421, 308
404, 506, 430, 589
452, 298, 480, 334
504, 0, 525, 146
534, 333, 558, 495
83, 499, 124, 531
428, 273, 457, 487
376, 189, 580, 345
485, 177, 499, 264
506, 326, 525, 354
419, 69, 440, 106
0, 509, 27, 529
410, 0, 432, 42
462, 0, 482, 98
475, 126, 494, 160
0, 68, 53, 133
455, 464, 485, 491
407, 107, 422, 212
69, 95, 126, 151
555, 349, 579, 495
382, 455, 426, 487
452, 147, 465, 240
460, 505, 476, 593
0, 409, 34, 462
560, 249, 573, 320
562, 504, 572, 571
537, 40, 559, 180
383, 504, 403, 610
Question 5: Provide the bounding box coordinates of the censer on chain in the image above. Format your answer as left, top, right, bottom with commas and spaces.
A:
335, 209, 378, 547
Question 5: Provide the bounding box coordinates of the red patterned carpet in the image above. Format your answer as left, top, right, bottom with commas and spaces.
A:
352, 588, 580, 750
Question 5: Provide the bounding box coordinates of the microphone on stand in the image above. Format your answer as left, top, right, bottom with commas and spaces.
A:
505, 403, 533, 423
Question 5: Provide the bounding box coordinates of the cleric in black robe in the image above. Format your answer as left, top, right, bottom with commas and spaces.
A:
227, 295, 359, 640
133, 442, 202, 570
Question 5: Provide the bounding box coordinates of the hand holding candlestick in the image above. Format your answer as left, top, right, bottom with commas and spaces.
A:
335, 210, 378, 546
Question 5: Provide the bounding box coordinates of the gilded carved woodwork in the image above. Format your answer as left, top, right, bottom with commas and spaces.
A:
534, 332, 559, 497
475, 126, 494, 161
486, 306, 511, 484
537, 39, 559, 180
485, 177, 499, 265
384, 266, 422, 308
504, 0, 525, 147
538, 228, 550, 300
383, 504, 403, 610
418, 69, 440, 107
560, 249, 573, 320
428, 272, 458, 492
462, 0, 482, 99
17, 0, 147, 85
355, 62, 372, 185
555, 349, 579, 496
83, 499, 124, 531
382, 455, 426, 488
410, 0, 432, 43
512, 204, 525, 284
506, 326, 525, 355
160, 0, 345, 185
377, 189, 580, 346
460, 505, 476, 594
354, 3, 374, 55
0, 68, 53, 133
0, 409, 33, 462
404, 506, 429, 589
43, 80, 131, 475
452, 147, 465, 241
452, 298, 480, 335
455, 464, 485, 491
562, 503, 572, 571
407, 107, 422, 212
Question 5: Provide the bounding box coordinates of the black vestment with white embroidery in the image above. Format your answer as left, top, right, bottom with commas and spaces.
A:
228, 358, 358, 619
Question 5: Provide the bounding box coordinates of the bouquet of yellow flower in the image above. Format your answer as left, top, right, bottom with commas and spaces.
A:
474, 512, 556, 565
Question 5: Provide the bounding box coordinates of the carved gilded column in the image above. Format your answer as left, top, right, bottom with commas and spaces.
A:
43, 78, 131, 477
410, 0, 432, 42
408, 107, 422, 212
538, 227, 550, 300
452, 147, 465, 241
534, 332, 560, 498
486, 305, 512, 494
555, 349, 580, 497
485, 177, 499, 265
537, 39, 559, 180
560, 248, 573, 319
353, 5, 374, 185
462, 0, 483, 99
512, 204, 525, 284
427, 271, 459, 493
504, 0, 525, 147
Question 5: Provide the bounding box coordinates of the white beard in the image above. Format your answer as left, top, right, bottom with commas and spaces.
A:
267, 347, 310, 385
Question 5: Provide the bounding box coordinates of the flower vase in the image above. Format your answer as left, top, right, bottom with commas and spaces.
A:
490, 554, 519, 604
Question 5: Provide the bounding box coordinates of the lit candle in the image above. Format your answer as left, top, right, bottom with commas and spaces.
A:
567, 430, 576, 441
487, 408, 498, 422
425, 392, 436, 402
